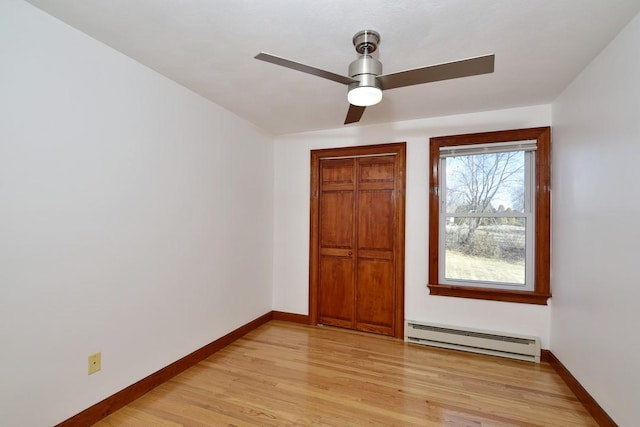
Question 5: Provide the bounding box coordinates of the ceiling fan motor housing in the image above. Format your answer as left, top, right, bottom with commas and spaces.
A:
348, 55, 382, 90
349, 30, 382, 91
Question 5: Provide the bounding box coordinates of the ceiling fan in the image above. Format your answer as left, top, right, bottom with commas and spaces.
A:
255, 30, 495, 125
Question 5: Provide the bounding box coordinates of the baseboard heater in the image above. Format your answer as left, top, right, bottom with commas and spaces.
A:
405, 320, 541, 363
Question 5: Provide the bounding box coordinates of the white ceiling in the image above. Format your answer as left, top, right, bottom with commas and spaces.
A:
25, 1, 640, 135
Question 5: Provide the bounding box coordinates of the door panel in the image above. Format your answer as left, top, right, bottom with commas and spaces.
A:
359, 158, 395, 184
318, 255, 354, 328
356, 259, 395, 335
357, 190, 394, 252
320, 191, 353, 248
321, 158, 354, 188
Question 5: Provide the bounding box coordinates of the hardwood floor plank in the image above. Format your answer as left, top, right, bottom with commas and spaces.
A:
95, 321, 597, 426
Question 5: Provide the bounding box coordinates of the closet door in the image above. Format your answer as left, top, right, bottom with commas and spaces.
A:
312, 144, 405, 337
317, 158, 356, 329
355, 156, 396, 335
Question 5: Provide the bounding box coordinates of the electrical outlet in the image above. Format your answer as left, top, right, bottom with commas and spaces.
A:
88, 352, 101, 375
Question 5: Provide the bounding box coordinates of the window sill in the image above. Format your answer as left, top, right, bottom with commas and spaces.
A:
427, 284, 551, 305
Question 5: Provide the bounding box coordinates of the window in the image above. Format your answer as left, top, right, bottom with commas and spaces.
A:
428, 127, 551, 305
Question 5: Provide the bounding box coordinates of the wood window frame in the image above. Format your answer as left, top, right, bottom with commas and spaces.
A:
428, 127, 551, 305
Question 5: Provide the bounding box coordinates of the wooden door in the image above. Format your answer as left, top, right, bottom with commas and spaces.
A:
317, 158, 356, 329
310, 143, 405, 338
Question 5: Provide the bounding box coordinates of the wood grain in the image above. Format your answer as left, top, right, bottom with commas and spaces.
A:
271, 311, 310, 324
310, 143, 406, 337
428, 127, 551, 305
95, 321, 597, 427
55, 312, 273, 426
546, 351, 618, 426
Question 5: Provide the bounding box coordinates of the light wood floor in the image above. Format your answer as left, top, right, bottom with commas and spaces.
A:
95, 321, 596, 426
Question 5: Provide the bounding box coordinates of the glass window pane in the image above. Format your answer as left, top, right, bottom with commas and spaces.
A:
444, 217, 526, 285
445, 151, 525, 214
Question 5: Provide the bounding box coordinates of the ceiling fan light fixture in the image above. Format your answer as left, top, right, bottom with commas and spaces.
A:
348, 85, 383, 106
255, 28, 495, 125
347, 52, 383, 107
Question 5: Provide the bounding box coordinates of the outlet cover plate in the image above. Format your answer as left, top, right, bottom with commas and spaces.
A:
88, 352, 101, 375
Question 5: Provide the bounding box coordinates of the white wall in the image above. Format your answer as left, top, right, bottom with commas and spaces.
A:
551, 11, 640, 426
273, 105, 552, 346
0, 1, 273, 425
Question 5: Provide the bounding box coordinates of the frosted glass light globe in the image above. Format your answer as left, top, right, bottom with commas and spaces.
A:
347, 86, 383, 107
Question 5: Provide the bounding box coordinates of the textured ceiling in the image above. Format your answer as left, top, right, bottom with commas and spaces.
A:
25, 0, 640, 135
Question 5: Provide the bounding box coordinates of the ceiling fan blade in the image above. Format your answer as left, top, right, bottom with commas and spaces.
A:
344, 104, 366, 124
255, 52, 356, 85
377, 54, 495, 90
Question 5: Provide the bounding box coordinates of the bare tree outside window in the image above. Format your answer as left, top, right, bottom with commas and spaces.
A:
443, 151, 528, 285
428, 127, 551, 305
